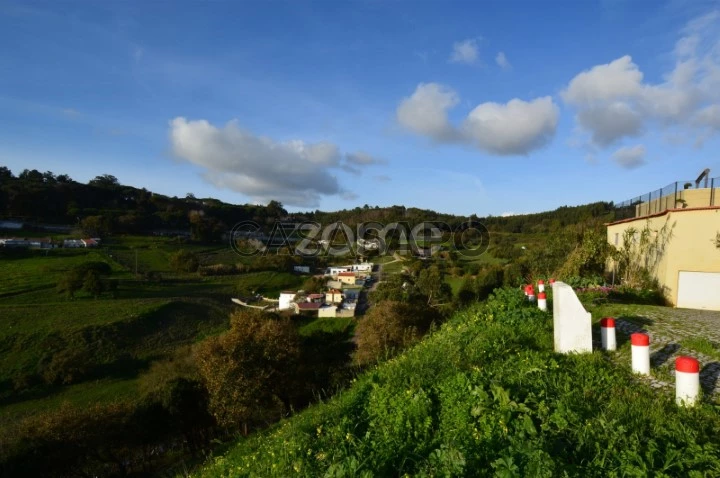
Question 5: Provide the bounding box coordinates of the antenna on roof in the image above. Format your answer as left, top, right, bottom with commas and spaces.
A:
695, 168, 710, 188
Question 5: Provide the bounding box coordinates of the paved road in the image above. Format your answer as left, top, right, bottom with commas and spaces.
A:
600, 305, 720, 397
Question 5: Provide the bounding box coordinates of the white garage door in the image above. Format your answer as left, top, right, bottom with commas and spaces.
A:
677, 271, 720, 310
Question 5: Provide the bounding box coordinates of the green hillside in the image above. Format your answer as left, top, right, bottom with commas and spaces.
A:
195, 290, 720, 477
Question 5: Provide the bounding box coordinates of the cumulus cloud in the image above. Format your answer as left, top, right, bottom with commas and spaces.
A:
449, 38, 480, 65
169, 117, 382, 207
611, 145, 647, 169
396, 83, 558, 155
563, 11, 720, 150
575, 102, 644, 146
462, 97, 558, 155
495, 52, 511, 70
396, 83, 460, 142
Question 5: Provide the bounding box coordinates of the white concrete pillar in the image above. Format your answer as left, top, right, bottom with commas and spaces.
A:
631, 333, 650, 375
538, 279, 545, 293
552, 281, 592, 354
675, 356, 700, 407
537, 292, 547, 311
600, 317, 616, 351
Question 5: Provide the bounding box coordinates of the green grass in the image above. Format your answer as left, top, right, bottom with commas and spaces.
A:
445, 276, 466, 296
193, 289, 720, 477
0, 377, 139, 425
0, 239, 245, 425
235, 271, 305, 296
297, 317, 354, 336
0, 249, 116, 296
680, 337, 720, 361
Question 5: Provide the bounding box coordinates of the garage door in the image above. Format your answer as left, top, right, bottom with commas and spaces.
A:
677, 271, 720, 310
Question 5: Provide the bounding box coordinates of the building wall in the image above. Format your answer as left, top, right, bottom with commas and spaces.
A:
607, 208, 720, 305
338, 275, 356, 285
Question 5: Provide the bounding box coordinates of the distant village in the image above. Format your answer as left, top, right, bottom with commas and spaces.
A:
0, 237, 101, 249
233, 262, 376, 319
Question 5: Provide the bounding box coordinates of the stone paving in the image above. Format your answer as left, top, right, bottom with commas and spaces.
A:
595, 306, 720, 398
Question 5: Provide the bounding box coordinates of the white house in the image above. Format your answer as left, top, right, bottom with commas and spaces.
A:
351, 263, 373, 272
279, 291, 297, 310
329, 266, 351, 275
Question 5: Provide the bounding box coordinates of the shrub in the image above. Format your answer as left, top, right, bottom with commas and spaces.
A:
169, 249, 199, 273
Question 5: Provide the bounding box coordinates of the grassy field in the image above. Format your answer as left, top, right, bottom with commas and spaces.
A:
0, 234, 309, 429
193, 290, 720, 477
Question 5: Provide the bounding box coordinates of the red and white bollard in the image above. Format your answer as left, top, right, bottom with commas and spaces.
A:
631, 333, 650, 375
675, 356, 700, 407
549, 278, 555, 285
537, 292, 547, 311
538, 279, 545, 293
600, 317, 616, 351
526, 285, 535, 301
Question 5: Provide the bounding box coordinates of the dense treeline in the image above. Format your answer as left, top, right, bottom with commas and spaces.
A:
0, 165, 616, 241
0, 166, 286, 240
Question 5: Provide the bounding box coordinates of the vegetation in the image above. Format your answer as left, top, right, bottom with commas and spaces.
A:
194, 289, 720, 477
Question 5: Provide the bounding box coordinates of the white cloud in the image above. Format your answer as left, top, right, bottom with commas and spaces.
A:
563, 11, 720, 150
462, 97, 559, 155
575, 101, 643, 146
169, 117, 350, 207
396, 83, 460, 142
396, 83, 559, 155
495, 52, 511, 70
562, 55, 643, 105
611, 144, 647, 169
449, 38, 480, 65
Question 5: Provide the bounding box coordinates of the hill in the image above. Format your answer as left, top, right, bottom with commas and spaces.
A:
194, 290, 720, 477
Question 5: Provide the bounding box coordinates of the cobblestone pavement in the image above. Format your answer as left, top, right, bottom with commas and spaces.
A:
595, 306, 720, 398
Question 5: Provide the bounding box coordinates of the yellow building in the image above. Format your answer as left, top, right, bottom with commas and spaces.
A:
607, 179, 720, 310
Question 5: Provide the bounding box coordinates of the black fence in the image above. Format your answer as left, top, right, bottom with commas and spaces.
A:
613, 176, 720, 221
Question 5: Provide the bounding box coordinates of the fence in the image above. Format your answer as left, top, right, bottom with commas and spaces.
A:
614, 176, 720, 221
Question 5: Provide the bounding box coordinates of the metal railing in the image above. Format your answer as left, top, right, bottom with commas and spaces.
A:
613, 176, 720, 221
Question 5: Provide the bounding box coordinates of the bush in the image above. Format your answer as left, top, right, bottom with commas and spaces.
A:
354, 300, 440, 366
194, 310, 301, 430
197, 263, 237, 276
169, 249, 199, 273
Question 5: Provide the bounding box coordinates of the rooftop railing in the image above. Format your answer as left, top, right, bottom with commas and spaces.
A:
613, 176, 720, 221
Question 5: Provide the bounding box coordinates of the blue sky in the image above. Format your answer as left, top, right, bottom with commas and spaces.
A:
2, 0, 720, 216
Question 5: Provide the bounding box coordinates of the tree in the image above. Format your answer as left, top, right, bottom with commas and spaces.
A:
82, 270, 104, 298
57, 270, 84, 299
80, 215, 111, 237
302, 276, 325, 294
194, 310, 301, 431
169, 249, 199, 273
416, 265, 452, 306
354, 301, 439, 366
89, 174, 119, 188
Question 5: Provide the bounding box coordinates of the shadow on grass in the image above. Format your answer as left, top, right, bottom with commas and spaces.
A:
700, 362, 720, 398
651, 343, 680, 368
